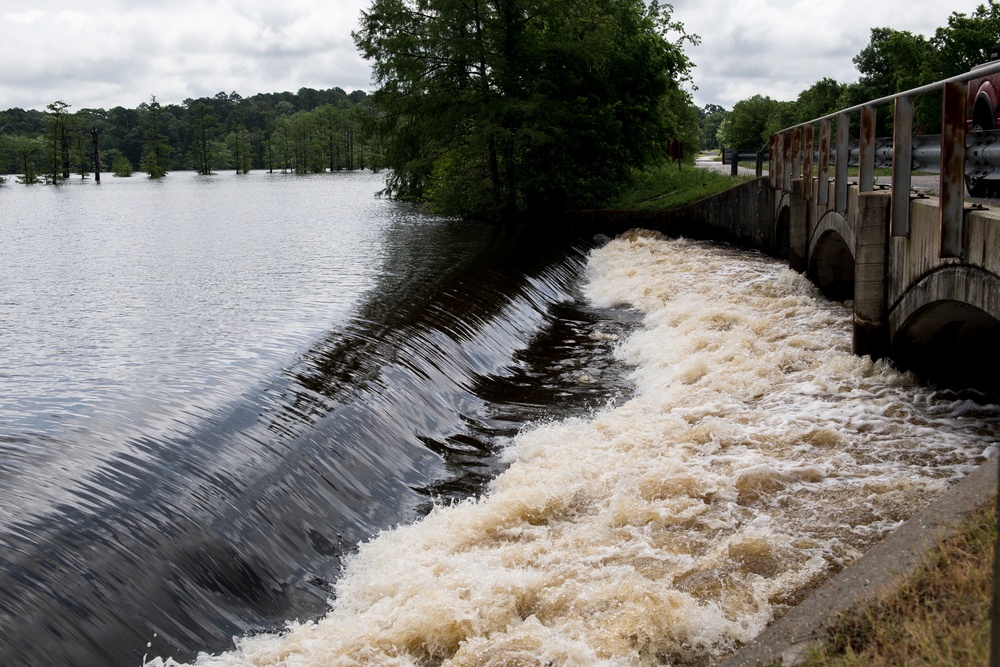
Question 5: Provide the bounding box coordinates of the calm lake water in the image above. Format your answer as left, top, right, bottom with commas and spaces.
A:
0, 173, 996, 667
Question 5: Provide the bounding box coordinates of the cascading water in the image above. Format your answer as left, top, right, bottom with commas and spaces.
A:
146, 230, 997, 667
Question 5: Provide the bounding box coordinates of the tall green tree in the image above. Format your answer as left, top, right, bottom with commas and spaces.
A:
45, 101, 70, 183
851, 28, 931, 100
354, 0, 696, 219
697, 104, 728, 151
792, 78, 845, 125
188, 101, 219, 175
930, 1, 1000, 78
716, 94, 789, 151
140, 96, 170, 178
288, 110, 324, 173
109, 150, 134, 177
261, 108, 277, 173
11, 136, 42, 183
226, 127, 253, 174
314, 104, 344, 171
68, 116, 90, 178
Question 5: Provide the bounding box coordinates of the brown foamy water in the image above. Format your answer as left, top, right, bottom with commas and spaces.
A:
149, 231, 996, 667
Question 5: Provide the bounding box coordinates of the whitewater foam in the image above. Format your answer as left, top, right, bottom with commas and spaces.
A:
149, 231, 996, 667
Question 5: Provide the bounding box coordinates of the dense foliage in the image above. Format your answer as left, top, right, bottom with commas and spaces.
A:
354, 0, 699, 219
707, 1, 1000, 151
0, 87, 380, 183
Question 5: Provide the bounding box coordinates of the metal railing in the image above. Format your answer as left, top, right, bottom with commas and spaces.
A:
721, 148, 768, 177
770, 59, 1000, 259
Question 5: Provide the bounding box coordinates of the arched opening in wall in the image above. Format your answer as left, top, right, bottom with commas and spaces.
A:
893, 300, 1000, 395
774, 206, 790, 260
807, 230, 854, 301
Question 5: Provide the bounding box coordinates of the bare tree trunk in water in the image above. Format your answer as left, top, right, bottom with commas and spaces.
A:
61, 127, 70, 180
92, 127, 101, 183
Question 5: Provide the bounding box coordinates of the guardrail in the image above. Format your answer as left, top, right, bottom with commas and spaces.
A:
769, 60, 1000, 258
721, 148, 768, 177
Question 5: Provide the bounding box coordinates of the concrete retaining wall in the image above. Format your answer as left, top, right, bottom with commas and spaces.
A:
570, 177, 775, 254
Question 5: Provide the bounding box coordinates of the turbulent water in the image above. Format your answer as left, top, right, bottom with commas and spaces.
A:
144, 231, 996, 667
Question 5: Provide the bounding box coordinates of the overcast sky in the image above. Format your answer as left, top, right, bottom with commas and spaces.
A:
0, 0, 989, 112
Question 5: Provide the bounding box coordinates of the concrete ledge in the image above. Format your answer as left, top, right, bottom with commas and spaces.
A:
720, 458, 998, 667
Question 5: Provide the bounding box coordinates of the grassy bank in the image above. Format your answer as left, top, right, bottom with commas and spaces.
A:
608, 163, 752, 212
797, 500, 996, 667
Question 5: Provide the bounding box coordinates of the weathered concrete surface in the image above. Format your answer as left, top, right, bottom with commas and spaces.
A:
852, 192, 890, 359
569, 177, 774, 254
888, 199, 1000, 324
720, 458, 998, 667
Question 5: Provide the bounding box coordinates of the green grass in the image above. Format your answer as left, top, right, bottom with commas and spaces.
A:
796, 500, 996, 667
608, 163, 753, 212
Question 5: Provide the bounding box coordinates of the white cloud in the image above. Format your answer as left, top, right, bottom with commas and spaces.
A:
0, 0, 373, 110
0, 0, 988, 111
671, 0, 987, 109
4, 10, 44, 25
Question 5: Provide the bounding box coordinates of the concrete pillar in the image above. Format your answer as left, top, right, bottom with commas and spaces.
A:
853, 191, 891, 359
788, 178, 808, 272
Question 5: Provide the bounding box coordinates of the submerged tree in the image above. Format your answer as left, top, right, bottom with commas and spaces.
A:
11, 136, 42, 183
226, 127, 253, 174
188, 101, 219, 175
354, 0, 697, 219
111, 152, 134, 177
45, 100, 70, 184
140, 96, 170, 178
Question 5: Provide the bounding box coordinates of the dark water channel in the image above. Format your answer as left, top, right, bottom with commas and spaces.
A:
0, 172, 635, 666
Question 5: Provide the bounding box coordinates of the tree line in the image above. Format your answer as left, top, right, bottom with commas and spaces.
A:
1, 0, 705, 221
0, 87, 382, 184
699, 1, 1000, 152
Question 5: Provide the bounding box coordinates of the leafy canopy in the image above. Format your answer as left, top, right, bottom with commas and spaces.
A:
354, 0, 697, 219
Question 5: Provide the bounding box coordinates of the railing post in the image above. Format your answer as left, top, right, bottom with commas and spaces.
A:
836, 112, 850, 212
789, 178, 809, 273
941, 81, 967, 258
860, 105, 877, 193
791, 127, 802, 182
804, 124, 814, 201
783, 130, 793, 191
891, 95, 914, 237
818, 119, 831, 206
769, 135, 778, 189
731, 149, 739, 177
756, 150, 764, 179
